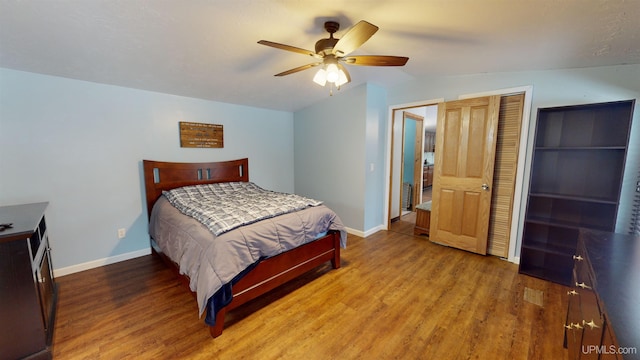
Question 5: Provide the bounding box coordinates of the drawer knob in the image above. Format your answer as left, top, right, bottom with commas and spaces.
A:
583, 319, 599, 330
572, 322, 583, 329
564, 323, 573, 330
567, 290, 579, 296
576, 282, 592, 290
573, 255, 584, 261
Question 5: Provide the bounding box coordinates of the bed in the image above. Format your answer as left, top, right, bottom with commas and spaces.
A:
142, 158, 346, 338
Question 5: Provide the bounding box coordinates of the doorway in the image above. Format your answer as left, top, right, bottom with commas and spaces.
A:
400, 112, 423, 217
386, 87, 533, 263
388, 104, 438, 225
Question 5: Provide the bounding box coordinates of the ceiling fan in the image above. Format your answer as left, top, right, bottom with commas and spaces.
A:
258, 20, 409, 90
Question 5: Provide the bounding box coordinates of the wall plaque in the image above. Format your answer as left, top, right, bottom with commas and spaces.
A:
179, 122, 223, 148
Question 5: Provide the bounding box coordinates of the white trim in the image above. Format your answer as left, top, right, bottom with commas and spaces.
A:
458, 85, 534, 263
363, 225, 385, 237
344, 225, 383, 238
53, 248, 151, 277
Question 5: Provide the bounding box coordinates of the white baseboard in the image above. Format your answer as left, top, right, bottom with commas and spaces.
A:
344, 225, 384, 238
53, 248, 151, 277
363, 225, 385, 237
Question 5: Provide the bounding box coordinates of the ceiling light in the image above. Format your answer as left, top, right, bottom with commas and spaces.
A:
313, 68, 327, 86
313, 63, 350, 92
335, 69, 349, 87
325, 64, 340, 83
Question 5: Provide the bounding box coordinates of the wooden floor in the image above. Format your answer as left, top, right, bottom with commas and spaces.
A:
52, 219, 569, 360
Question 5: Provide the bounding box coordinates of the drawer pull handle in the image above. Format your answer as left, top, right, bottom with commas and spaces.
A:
583, 320, 599, 330
573, 255, 584, 261
567, 290, 579, 296
564, 323, 573, 330
572, 322, 583, 329
576, 282, 592, 290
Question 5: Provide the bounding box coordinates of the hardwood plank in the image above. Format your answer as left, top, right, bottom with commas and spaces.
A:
52, 223, 568, 359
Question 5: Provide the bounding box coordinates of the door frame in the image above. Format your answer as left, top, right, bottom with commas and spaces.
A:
384, 86, 532, 264
386, 99, 442, 228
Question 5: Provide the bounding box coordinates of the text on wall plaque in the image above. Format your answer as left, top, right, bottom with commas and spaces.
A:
179, 122, 224, 148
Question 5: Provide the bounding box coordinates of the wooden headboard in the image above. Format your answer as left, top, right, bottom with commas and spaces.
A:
142, 158, 249, 219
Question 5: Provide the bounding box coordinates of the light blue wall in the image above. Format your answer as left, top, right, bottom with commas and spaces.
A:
363, 83, 387, 231
293, 84, 368, 231
293, 83, 388, 235
388, 64, 640, 253
403, 118, 416, 185
0, 68, 295, 271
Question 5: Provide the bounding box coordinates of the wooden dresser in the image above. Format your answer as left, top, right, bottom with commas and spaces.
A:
422, 164, 433, 189
564, 229, 639, 359
0, 202, 57, 360
414, 201, 431, 237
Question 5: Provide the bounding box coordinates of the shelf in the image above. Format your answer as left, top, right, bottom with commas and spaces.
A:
524, 216, 613, 232
519, 247, 573, 286
528, 192, 619, 205
534, 100, 633, 149
530, 149, 626, 200
521, 237, 576, 256
519, 263, 573, 286
534, 146, 626, 151
522, 222, 579, 250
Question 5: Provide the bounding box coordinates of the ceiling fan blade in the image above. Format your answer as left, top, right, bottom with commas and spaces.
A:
274, 62, 322, 76
258, 40, 320, 58
343, 55, 409, 66
332, 20, 379, 56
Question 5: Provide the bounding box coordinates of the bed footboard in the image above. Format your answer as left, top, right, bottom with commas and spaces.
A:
210, 230, 340, 337
151, 230, 341, 338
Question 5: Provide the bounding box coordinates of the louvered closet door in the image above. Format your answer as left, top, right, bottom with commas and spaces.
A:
487, 93, 525, 257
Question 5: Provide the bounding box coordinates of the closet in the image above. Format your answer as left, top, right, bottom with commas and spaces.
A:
519, 100, 635, 285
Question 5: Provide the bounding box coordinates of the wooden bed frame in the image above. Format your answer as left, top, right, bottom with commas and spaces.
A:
142, 158, 341, 338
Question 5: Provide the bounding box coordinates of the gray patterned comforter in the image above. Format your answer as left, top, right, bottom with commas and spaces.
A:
163, 182, 324, 235
149, 185, 346, 316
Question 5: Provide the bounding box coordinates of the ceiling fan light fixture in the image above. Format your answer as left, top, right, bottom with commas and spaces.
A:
314, 64, 349, 88
259, 20, 408, 92
335, 69, 349, 87
325, 63, 340, 83
313, 68, 327, 86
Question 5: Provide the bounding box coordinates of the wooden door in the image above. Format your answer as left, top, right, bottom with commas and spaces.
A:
430, 96, 500, 254
487, 93, 524, 257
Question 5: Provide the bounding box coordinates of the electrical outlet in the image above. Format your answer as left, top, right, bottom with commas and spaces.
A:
117, 228, 126, 239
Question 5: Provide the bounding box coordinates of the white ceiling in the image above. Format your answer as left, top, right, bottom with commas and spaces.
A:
1, 0, 639, 112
